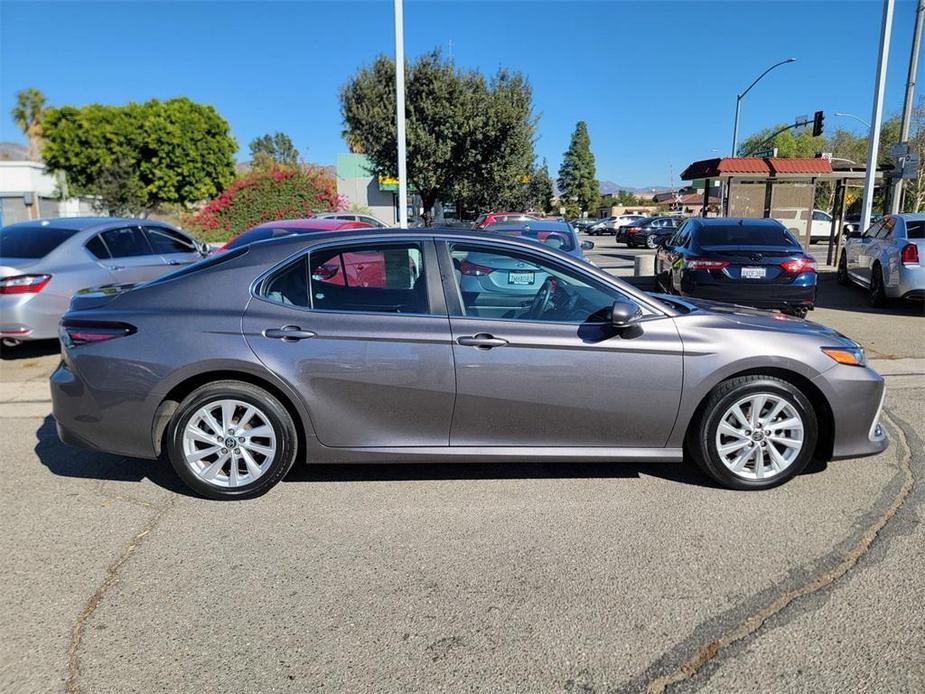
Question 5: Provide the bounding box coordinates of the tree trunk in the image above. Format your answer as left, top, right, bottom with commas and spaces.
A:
421, 192, 437, 227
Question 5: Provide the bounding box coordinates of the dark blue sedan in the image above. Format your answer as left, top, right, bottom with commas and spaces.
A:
654, 218, 817, 317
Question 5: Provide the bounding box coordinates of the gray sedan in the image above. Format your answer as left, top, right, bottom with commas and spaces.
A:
0, 217, 206, 344
838, 213, 925, 305
51, 228, 887, 499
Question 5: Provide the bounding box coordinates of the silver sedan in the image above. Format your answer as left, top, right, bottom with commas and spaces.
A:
0, 217, 206, 345
838, 213, 925, 305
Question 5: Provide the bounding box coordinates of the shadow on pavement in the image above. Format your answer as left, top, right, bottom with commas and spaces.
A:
813, 272, 925, 316
0, 339, 61, 361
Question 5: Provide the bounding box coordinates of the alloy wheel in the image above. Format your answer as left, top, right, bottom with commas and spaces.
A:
714, 393, 804, 481
646, 235, 658, 249
181, 399, 277, 488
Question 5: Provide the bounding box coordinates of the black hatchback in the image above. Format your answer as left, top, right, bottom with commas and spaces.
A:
654, 218, 817, 317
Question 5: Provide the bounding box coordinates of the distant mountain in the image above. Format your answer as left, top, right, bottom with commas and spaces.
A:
0, 142, 28, 161
599, 180, 673, 195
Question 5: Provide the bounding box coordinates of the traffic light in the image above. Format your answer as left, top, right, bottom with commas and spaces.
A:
812, 111, 825, 137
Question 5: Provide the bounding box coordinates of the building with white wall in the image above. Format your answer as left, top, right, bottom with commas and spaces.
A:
0, 160, 94, 226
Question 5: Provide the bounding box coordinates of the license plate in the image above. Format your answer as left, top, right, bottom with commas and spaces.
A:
741, 266, 766, 279
508, 271, 535, 285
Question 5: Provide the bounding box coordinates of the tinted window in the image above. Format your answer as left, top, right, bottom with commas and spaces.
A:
146, 227, 196, 254
449, 243, 626, 323
906, 221, 925, 239
85, 235, 110, 259
875, 217, 895, 240
100, 227, 154, 257
225, 226, 312, 250
812, 211, 831, 221
261, 243, 428, 314
0, 226, 75, 258
696, 225, 798, 247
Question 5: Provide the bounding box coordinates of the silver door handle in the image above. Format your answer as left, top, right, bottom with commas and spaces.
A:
263, 325, 316, 342
457, 334, 508, 349
107, 265, 125, 271
166, 259, 181, 265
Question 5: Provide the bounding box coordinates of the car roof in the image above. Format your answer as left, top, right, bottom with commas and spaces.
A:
685, 217, 785, 229
895, 213, 925, 222
251, 218, 372, 231
486, 221, 573, 232
1, 216, 162, 232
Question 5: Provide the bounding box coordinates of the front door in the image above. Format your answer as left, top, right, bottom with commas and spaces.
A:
144, 226, 203, 268
98, 226, 169, 284
439, 240, 684, 447
243, 239, 456, 447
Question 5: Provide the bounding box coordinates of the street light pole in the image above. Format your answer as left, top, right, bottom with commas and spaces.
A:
394, 0, 408, 229
891, 0, 924, 213
730, 58, 796, 156
860, 0, 895, 233
834, 112, 872, 129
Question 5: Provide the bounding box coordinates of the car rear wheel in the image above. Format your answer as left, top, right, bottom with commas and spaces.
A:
688, 375, 817, 490
165, 380, 298, 500
868, 263, 887, 307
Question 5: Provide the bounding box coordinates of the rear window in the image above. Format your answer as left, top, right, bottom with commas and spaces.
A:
906, 221, 925, 239
697, 225, 798, 247
0, 226, 75, 258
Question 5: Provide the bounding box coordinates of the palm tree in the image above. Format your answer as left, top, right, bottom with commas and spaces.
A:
11, 88, 46, 160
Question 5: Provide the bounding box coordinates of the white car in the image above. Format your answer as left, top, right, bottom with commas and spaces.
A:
774, 208, 834, 245
589, 214, 647, 236
310, 212, 388, 228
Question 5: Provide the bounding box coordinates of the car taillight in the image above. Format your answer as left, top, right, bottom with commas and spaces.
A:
459, 260, 495, 276
780, 257, 817, 273
0, 274, 52, 294
313, 263, 340, 280
626, 227, 642, 234
685, 258, 729, 270
901, 243, 920, 265
59, 320, 136, 347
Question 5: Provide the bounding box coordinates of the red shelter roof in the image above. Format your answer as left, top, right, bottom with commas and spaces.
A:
681, 157, 832, 179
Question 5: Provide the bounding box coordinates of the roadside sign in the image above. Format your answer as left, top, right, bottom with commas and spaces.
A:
889, 142, 910, 159
751, 147, 778, 158
378, 175, 399, 192
902, 154, 920, 180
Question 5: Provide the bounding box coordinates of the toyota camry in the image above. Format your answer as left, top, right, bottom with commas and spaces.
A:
51, 228, 887, 499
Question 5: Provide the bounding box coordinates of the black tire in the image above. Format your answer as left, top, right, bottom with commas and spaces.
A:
165, 380, 298, 500
837, 254, 851, 286
868, 263, 887, 307
645, 234, 658, 249
687, 375, 818, 490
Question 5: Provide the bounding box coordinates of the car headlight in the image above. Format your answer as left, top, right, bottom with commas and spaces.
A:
821, 345, 866, 366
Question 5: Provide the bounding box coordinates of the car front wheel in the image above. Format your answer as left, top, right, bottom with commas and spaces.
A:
645, 234, 658, 249
837, 254, 851, 286
688, 375, 818, 490
165, 380, 298, 500
868, 263, 887, 307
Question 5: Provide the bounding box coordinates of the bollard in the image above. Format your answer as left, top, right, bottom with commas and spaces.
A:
634, 254, 656, 277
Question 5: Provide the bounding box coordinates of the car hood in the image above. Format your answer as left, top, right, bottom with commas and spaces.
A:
650, 293, 848, 340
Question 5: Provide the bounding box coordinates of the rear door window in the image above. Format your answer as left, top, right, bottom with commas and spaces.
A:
100, 227, 155, 257
0, 226, 76, 258
145, 227, 197, 254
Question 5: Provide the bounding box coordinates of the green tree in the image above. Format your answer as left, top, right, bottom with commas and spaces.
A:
42, 97, 237, 213
92, 157, 147, 216
10, 87, 46, 160
249, 132, 299, 170
524, 159, 554, 214
340, 50, 536, 224
557, 121, 598, 217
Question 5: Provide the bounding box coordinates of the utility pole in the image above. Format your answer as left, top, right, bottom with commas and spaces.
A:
861, 0, 895, 234
891, 0, 924, 213
394, 0, 408, 229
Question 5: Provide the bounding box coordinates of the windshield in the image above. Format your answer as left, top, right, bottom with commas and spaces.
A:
0, 226, 76, 258
697, 224, 798, 247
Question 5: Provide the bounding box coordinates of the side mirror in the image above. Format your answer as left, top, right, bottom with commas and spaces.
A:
611, 299, 643, 329
844, 229, 861, 239
580, 240, 594, 251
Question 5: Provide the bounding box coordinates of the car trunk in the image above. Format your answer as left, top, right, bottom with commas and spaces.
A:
700, 245, 803, 283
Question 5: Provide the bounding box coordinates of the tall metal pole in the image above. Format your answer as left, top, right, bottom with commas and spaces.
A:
731, 97, 742, 157
891, 0, 924, 213
861, 0, 895, 233
730, 57, 796, 156
394, 0, 408, 229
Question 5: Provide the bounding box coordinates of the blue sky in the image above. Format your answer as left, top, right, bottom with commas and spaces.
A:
1, 0, 922, 188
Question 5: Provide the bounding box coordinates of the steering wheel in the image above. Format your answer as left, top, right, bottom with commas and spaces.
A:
528, 276, 558, 318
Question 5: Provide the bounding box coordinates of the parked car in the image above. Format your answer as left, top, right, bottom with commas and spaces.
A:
842, 213, 883, 236
838, 213, 925, 305
474, 212, 539, 229
624, 216, 684, 248
309, 212, 387, 228
589, 214, 647, 236
0, 217, 207, 346
52, 227, 885, 499
481, 220, 594, 261
773, 208, 834, 244
654, 218, 817, 317
570, 218, 600, 232
219, 218, 373, 252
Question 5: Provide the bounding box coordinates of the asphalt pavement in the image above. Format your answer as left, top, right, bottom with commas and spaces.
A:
1, 241, 923, 693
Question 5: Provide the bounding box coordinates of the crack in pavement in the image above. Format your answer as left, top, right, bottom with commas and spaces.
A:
634, 409, 915, 694
65, 495, 176, 694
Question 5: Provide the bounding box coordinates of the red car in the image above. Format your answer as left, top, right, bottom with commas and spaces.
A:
474, 212, 539, 229
218, 218, 374, 252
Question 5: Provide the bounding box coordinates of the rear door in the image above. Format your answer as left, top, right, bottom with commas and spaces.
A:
98, 226, 167, 284
440, 239, 683, 447
243, 238, 456, 447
